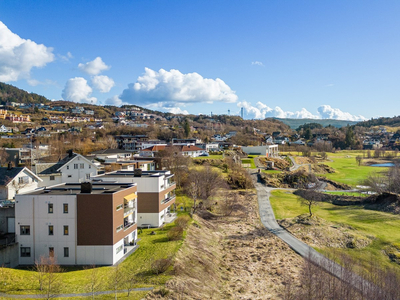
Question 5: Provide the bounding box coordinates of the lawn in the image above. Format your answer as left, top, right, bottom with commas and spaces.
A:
241, 158, 256, 169
270, 189, 400, 271
324, 191, 369, 197
317, 151, 384, 187
1, 222, 186, 296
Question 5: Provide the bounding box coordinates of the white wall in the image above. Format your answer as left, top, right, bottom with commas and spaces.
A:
60, 157, 97, 183
137, 212, 163, 227
6, 170, 40, 200
15, 194, 77, 265
38, 174, 62, 188
77, 245, 114, 265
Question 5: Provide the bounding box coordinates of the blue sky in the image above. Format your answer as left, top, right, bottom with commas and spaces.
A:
1, 1, 400, 120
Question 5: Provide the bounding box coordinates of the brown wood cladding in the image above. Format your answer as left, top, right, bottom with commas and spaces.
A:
137, 184, 176, 213
77, 194, 113, 245
112, 186, 137, 244
77, 185, 138, 246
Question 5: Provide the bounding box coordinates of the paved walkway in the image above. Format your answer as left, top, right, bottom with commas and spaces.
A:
0, 287, 153, 299
252, 172, 373, 292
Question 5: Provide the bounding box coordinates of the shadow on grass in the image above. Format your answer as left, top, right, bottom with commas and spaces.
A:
151, 237, 170, 243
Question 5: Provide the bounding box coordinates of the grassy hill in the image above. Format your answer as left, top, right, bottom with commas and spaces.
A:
0, 82, 50, 105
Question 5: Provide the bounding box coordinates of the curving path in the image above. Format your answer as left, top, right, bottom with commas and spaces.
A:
252, 172, 374, 293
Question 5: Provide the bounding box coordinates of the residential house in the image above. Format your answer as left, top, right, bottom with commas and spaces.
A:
140, 145, 207, 158
15, 182, 138, 265
34, 151, 99, 187
92, 170, 176, 228
241, 145, 279, 157
0, 163, 42, 200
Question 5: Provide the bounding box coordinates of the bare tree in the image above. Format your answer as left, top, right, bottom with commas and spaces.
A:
34, 256, 63, 299
84, 265, 102, 300
0, 149, 9, 167
356, 155, 362, 166
157, 146, 191, 188
298, 190, 322, 217
109, 265, 124, 300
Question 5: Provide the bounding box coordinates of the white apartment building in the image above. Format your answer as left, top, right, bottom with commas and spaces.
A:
15, 182, 138, 266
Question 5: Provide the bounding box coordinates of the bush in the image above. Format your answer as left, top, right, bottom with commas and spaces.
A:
174, 215, 191, 229
151, 257, 172, 274
167, 226, 184, 241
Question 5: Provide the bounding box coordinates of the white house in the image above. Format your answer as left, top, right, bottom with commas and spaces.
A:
241, 145, 279, 158
0, 164, 42, 200
34, 151, 99, 187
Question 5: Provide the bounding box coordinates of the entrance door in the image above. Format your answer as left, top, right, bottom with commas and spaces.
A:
7, 217, 15, 233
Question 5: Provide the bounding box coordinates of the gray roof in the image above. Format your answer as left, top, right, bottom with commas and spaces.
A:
91, 149, 132, 155
0, 167, 24, 186
37, 153, 77, 175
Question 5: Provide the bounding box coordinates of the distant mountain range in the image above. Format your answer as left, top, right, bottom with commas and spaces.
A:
275, 118, 358, 129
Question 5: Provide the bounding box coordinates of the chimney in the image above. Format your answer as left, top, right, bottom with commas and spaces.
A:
67, 149, 73, 157
81, 182, 92, 193
7, 161, 12, 170
134, 168, 142, 177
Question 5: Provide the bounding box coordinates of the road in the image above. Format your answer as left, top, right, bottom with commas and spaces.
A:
252, 172, 373, 292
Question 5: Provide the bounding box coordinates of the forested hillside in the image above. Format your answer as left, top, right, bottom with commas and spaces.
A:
356, 116, 400, 128
0, 82, 50, 104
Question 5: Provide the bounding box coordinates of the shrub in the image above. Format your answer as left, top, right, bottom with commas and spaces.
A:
174, 215, 191, 229
167, 226, 184, 241
151, 257, 172, 274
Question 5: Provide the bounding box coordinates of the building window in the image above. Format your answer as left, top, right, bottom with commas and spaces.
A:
63, 203, 68, 213
20, 247, 31, 257
116, 204, 123, 211
49, 247, 54, 257
20, 225, 30, 235
64, 225, 69, 235
50, 175, 55, 181
74, 164, 78, 169
49, 225, 54, 235
89, 164, 91, 169
67, 165, 69, 170
64, 247, 69, 257
86, 174, 90, 180
116, 245, 123, 254
80, 163, 84, 169
116, 224, 123, 232
48, 203, 53, 213
68, 175, 72, 178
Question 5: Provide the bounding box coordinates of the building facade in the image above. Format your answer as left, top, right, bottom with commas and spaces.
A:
15, 182, 137, 266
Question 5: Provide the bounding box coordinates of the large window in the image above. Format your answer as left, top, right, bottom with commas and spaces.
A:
48, 225, 54, 235
80, 163, 84, 169
74, 163, 78, 169
48, 203, 53, 213
64, 247, 69, 257
63, 203, 68, 214
49, 247, 54, 257
20, 247, 31, 257
63, 225, 69, 235
20, 225, 30, 235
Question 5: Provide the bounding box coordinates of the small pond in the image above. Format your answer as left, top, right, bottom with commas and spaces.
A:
370, 163, 395, 167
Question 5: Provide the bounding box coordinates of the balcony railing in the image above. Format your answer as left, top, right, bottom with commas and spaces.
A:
161, 195, 176, 205
124, 208, 135, 218
124, 221, 136, 230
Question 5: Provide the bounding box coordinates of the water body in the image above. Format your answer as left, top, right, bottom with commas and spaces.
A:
370, 163, 395, 167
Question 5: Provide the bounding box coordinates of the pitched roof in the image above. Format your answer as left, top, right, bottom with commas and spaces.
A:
37, 153, 78, 175
91, 149, 132, 155
0, 167, 24, 186
141, 145, 167, 152
181, 145, 204, 151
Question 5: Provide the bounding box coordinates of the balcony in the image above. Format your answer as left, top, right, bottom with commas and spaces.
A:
124, 208, 135, 218
124, 221, 136, 230
161, 195, 176, 205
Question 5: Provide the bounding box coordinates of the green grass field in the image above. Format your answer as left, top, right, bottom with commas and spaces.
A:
324, 191, 369, 197
270, 189, 400, 271
241, 158, 256, 169
192, 155, 223, 160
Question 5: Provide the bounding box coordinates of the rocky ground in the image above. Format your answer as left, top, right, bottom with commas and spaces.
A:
147, 190, 303, 300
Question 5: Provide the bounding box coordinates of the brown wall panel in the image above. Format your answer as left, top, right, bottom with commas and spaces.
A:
137, 192, 159, 213
77, 194, 113, 245
112, 186, 137, 244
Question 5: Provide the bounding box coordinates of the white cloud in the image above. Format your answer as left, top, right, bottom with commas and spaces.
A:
78, 57, 110, 75
91, 75, 115, 93
318, 105, 366, 121
58, 51, 73, 62
0, 21, 54, 82
105, 95, 123, 106
251, 61, 264, 66
165, 107, 189, 114
238, 101, 365, 121
62, 77, 97, 104
119, 68, 238, 106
